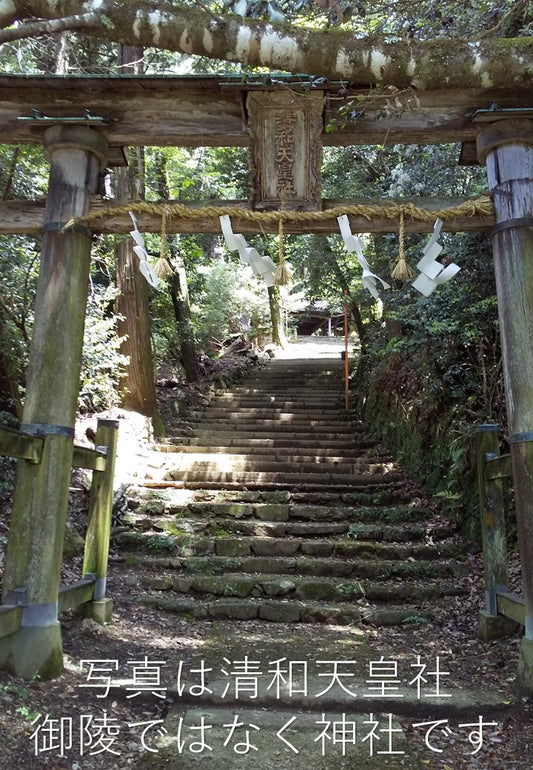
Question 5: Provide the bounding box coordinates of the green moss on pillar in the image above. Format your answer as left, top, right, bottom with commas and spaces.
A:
0, 623, 63, 681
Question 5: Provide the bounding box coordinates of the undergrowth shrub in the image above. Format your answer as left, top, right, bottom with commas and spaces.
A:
355, 233, 506, 540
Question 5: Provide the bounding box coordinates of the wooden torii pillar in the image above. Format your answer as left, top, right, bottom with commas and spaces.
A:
0, 126, 108, 679
477, 117, 533, 694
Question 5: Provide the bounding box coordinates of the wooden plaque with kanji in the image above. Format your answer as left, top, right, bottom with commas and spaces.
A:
247, 90, 323, 211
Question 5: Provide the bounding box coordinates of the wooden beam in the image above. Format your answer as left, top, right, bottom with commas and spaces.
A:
0, 75, 531, 148
0, 425, 43, 463
486, 453, 512, 481
72, 445, 107, 472
0, 75, 248, 149
0, 196, 494, 235
0, 606, 22, 640
58, 579, 95, 614
497, 590, 526, 627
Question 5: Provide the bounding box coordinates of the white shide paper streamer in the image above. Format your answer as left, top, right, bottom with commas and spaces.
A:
129, 212, 160, 289
411, 219, 460, 297
337, 215, 391, 299
220, 215, 276, 286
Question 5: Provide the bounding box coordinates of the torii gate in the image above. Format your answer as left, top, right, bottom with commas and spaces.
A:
0, 74, 532, 692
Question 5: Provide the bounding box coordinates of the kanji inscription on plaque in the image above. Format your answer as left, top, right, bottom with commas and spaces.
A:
247, 91, 323, 210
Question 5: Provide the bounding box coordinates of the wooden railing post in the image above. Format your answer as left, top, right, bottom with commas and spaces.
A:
82, 418, 119, 624
476, 425, 516, 641
476, 425, 508, 613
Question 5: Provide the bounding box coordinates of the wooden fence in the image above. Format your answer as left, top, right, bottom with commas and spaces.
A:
0, 418, 118, 640
476, 424, 525, 634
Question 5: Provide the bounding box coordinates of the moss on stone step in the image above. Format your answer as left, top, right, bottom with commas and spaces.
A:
349, 505, 434, 523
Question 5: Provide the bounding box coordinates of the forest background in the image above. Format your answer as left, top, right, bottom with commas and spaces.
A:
1, 0, 531, 540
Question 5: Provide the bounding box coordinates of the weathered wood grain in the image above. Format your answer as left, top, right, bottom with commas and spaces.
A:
0, 75, 531, 149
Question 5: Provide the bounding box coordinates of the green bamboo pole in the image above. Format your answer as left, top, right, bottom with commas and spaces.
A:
82, 418, 119, 623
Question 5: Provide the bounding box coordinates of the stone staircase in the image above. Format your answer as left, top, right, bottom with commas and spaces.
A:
117, 352, 469, 627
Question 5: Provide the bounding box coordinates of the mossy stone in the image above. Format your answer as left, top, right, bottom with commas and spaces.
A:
215, 538, 250, 557
295, 581, 337, 601
261, 578, 296, 596
259, 602, 301, 622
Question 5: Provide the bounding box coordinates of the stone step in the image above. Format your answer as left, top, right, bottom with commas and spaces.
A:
222, 385, 342, 395
195, 406, 351, 419
129, 615, 503, 769
154, 442, 378, 458
160, 431, 376, 450
229, 369, 342, 378
129, 493, 431, 522
177, 480, 408, 493
203, 394, 347, 406
166, 434, 369, 449
185, 418, 357, 433
180, 423, 358, 436
118, 545, 466, 580
164, 467, 403, 487
128, 487, 421, 516
135, 570, 467, 605
211, 396, 344, 409
143, 517, 455, 542
115, 349, 471, 641
136, 588, 465, 624
120, 520, 465, 560
160, 454, 388, 476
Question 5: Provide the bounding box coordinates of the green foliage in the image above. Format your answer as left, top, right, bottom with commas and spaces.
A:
402, 613, 428, 625
145, 147, 248, 201
219, 0, 532, 39
0, 234, 40, 413
319, 140, 503, 540
0, 413, 17, 505
0, 145, 48, 200
145, 534, 177, 553
355, 231, 504, 536
79, 285, 128, 413
190, 260, 271, 350
0, 31, 118, 74
348, 506, 431, 527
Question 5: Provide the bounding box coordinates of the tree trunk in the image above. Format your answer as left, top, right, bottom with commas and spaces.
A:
328, 249, 367, 348
0, 343, 21, 417
168, 266, 200, 382
348, 298, 366, 349
268, 285, 286, 347
1, 3, 531, 90
114, 44, 161, 426
115, 237, 158, 417
153, 150, 200, 382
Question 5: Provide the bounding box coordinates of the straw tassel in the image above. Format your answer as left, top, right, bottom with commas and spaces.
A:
154, 207, 175, 280
391, 211, 415, 281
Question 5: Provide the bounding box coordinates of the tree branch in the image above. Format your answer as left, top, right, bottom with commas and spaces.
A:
0, 12, 98, 43
0, 1, 532, 89
1, 146, 20, 200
